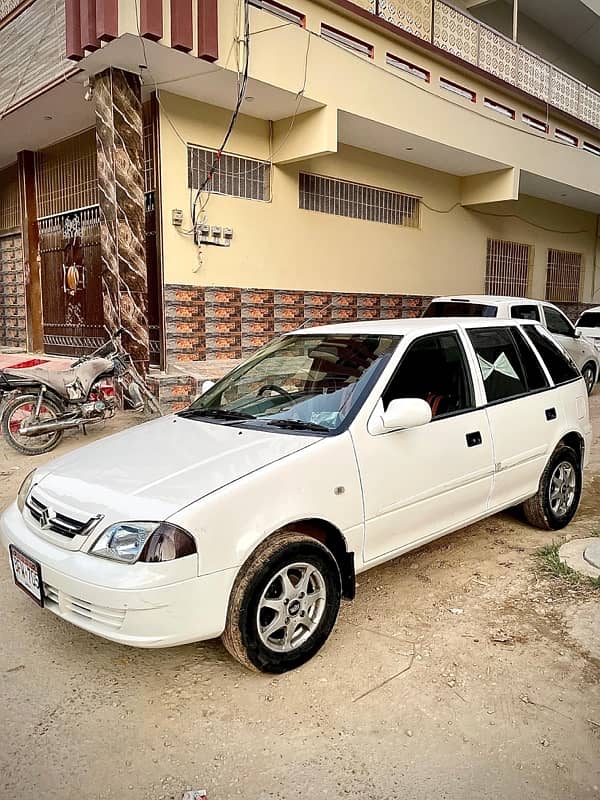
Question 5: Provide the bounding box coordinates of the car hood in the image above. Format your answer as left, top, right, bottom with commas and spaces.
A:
34, 415, 320, 523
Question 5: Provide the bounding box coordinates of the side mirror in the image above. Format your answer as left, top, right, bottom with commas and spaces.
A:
380, 398, 432, 431
201, 380, 216, 395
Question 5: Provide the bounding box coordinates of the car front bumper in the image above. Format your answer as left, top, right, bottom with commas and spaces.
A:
0, 502, 237, 648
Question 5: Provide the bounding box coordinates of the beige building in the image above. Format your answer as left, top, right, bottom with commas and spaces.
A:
0, 0, 599, 403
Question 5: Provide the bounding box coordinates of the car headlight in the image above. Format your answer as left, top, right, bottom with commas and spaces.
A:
17, 470, 36, 513
90, 521, 197, 564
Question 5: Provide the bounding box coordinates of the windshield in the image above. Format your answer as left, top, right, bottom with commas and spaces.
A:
183, 333, 399, 432
424, 301, 498, 318
577, 312, 600, 328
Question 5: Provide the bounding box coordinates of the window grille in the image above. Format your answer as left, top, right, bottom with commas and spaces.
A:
439, 77, 476, 102
386, 53, 430, 82
554, 129, 578, 147
522, 113, 548, 133
485, 239, 532, 297
299, 173, 420, 227
484, 98, 515, 119
320, 24, 373, 58
35, 129, 98, 218
188, 145, 271, 202
0, 163, 20, 232
583, 141, 600, 157
248, 0, 305, 26
545, 249, 582, 303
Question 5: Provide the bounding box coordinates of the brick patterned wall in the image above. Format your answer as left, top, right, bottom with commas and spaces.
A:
165, 284, 433, 362
146, 373, 199, 412
0, 234, 26, 349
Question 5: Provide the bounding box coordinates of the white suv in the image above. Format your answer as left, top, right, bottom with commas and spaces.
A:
424, 295, 600, 395
0, 319, 592, 672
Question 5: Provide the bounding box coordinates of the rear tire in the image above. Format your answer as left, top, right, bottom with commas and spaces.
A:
1, 393, 64, 455
522, 444, 582, 530
222, 532, 342, 673
581, 362, 596, 396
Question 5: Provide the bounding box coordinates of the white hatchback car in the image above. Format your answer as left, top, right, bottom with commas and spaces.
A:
575, 306, 600, 345
424, 295, 600, 395
0, 319, 592, 672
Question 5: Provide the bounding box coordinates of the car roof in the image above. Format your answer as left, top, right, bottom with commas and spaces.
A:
431, 294, 545, 305
577, 306, 600, 315
291, 317, 539, 337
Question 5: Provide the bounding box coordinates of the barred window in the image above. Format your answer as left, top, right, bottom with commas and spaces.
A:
546, 249, 583, 303
485, 239, 532, 297
188, 145, 271, 201
299, 173, 420, 227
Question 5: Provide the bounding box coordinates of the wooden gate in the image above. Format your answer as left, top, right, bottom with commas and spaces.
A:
38, 207, 105, 355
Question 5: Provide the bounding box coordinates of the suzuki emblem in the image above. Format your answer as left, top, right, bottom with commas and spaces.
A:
39, 508, 56, 529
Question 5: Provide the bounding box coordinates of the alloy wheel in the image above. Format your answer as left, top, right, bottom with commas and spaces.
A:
549, 461, 577, 516
257, 562, 327, 653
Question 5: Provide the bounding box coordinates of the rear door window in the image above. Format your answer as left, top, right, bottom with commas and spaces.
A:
468, 328, 529, 403
543, 306, 575, 337
510, 304, 540, 321
522, 325, 580, 385
423, 301, 497, 318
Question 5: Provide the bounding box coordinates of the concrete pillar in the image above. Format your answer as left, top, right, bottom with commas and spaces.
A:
95, 67, 149, 373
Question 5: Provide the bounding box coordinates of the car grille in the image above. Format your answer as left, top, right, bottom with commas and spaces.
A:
26, 493, 98, 539
43, 583, 126, 631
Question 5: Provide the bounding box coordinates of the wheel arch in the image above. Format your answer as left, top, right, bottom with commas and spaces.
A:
557, 431, 585, 465
241, 518, 356, 601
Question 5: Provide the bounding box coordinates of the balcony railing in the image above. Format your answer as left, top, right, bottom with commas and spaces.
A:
354, 0, 600, 130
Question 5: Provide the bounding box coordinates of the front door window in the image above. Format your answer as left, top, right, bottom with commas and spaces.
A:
544, 306, 575, 337
382, 331, 474, 418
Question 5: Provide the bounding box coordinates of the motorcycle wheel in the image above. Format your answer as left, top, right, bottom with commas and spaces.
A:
1, 393, 64, 455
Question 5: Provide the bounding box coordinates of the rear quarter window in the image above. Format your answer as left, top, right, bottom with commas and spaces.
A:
424, 301, 497, 318
523, 325, 580, 385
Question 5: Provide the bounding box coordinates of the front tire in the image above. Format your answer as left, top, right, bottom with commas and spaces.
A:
581, 362, 596, 396
222, 532, 342, 673
1, 393, 64, 455
522, 444, 582, 530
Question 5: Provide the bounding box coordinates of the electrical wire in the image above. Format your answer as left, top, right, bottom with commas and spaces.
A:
419, 200, 589, 234
191, 25, 312, 199
192, 0, 251, 222
129, 3, 592, 240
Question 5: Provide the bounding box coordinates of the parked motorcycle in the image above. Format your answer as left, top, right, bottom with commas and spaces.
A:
0, 329, 162, 455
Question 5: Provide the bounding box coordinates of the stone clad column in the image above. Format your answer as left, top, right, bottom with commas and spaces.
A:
95, 67, 149, 372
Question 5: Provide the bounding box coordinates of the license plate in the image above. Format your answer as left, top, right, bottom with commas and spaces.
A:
9, 545, 44, 607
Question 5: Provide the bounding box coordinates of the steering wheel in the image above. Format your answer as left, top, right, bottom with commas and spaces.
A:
257, 384, 294, 401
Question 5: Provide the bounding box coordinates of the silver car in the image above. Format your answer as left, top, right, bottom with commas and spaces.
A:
424, 295, 600, 395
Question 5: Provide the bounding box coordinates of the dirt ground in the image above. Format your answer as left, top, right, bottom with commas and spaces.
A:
0, 402, 598, 800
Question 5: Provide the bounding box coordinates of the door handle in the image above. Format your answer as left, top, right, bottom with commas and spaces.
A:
466, 431, 482, 447
545, 407, 557, 421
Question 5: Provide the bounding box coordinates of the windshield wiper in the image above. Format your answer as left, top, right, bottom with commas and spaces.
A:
263, 418, 329, 432
178, 407, 254, 421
